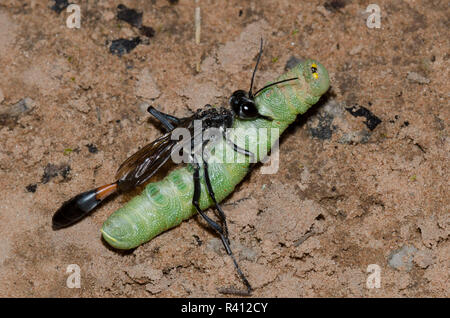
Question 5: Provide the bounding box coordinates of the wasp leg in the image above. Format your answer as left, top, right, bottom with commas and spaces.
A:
223, 131, 256, 161
202, 159, 229, 242
147, 106, 180, 131
192, 162, 252, 296
192, 162, 225, 234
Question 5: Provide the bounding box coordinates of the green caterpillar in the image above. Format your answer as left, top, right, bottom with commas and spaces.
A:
101, 59, 330, 249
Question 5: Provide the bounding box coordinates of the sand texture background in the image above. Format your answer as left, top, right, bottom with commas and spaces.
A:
0, 0, 448, 297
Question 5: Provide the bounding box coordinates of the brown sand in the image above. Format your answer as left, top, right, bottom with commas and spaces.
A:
0, 0, 448, 297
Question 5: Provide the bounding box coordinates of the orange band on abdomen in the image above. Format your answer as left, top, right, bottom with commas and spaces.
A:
95, 183, 118, 201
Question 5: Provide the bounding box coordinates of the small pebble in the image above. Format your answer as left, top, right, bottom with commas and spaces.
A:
8, 97, 35, 116
413, 250, 434, 269
136, 68, 161, 100
339, 130, 371, 144
207, 238, 224, 255
240, 246, 257, 262
388, 245, 417, 271
407, 71, 430, 84
316, 5, 330, 17
138, 101, 151, 115
349, 44, 364, 56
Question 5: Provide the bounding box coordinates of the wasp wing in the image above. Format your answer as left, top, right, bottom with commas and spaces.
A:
115, 118, 194, 192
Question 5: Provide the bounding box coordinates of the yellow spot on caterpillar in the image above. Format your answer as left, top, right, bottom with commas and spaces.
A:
311, 63, 319, 79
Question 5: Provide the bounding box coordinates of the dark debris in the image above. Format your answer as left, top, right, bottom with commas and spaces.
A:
0, 98, 35, 129
324, 0, 347, 12
117, 4, 143, 28
285, 56, 303, 71
0, 114, 16, 128
26, 184, 37, 193
86, 144, 98, 154
309, 113, 335, 140
110, 4, 155, 56
41, 163, 71, 184
193, 235, 203, 246
345, 105, 382, 131
50, 0, 70, 14
116, 4, 155, 38
139, 26, 155, 38
109, 37, 141, 57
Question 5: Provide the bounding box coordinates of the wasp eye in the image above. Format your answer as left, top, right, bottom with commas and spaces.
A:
240, 102, 259, 119
229, 90, 259, 119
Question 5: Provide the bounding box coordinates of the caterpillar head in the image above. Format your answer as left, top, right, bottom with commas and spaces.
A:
251, 59, 330, 121
303, 59, 330, 98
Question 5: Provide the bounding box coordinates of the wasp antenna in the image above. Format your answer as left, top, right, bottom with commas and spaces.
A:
253, 77, 299, 97
249, 38, 264, 98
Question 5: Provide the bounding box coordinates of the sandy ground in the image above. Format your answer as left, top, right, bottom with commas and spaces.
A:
0, 0, 448, 297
